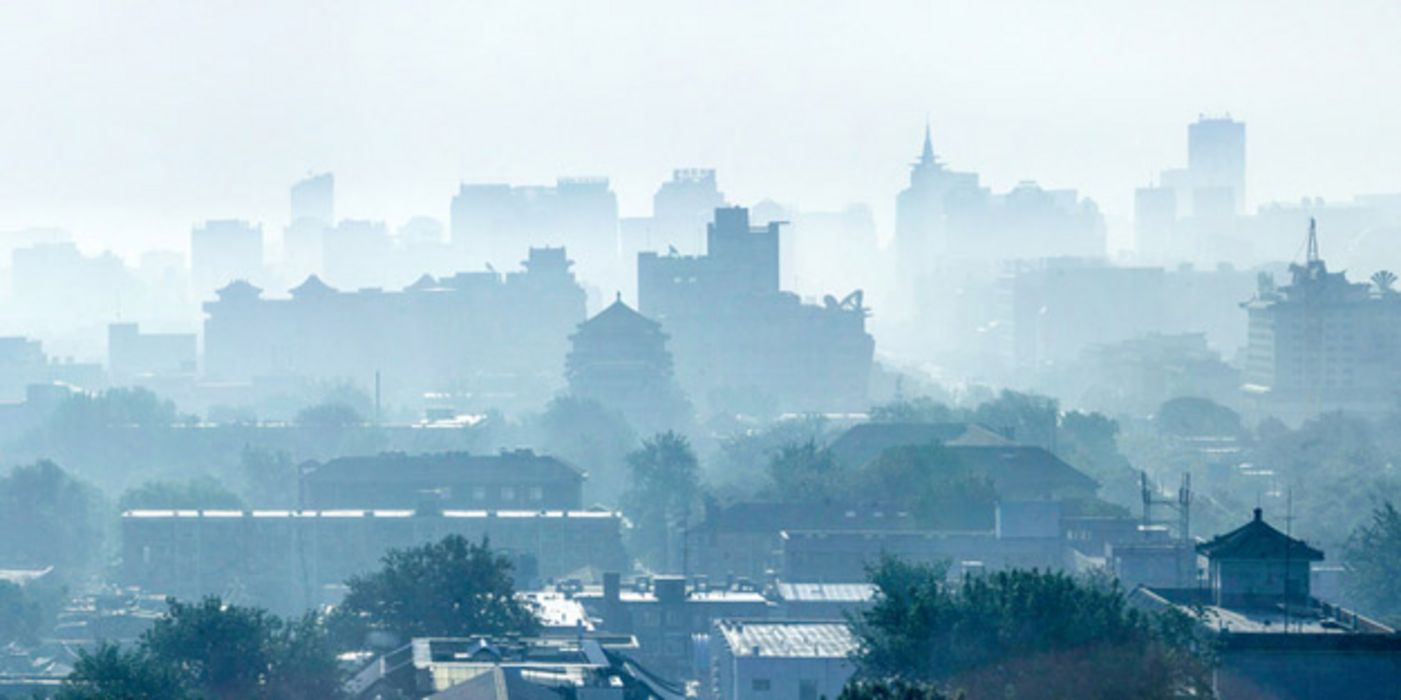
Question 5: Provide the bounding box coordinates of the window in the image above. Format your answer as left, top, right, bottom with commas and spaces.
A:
529, 486, 544, 502
800, 680, 818, 700
752, 679, 771, 692
472, 487, 486, 501
502, 486, 516, 501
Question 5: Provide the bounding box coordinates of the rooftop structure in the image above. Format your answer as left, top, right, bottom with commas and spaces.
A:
565, 297, 688, 430
708, 620, 857, 700
300, 450, 585, 511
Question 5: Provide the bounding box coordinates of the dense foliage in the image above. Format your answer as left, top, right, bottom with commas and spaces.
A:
622, 431, 701, 567
838, 679, 958, 700
330, 534, 538, 651
1345, 502, 1401, 623
0, 460, 103, 573
851, 558, 1213, 699
118, 476, 245, 511
59, 597, 342, 700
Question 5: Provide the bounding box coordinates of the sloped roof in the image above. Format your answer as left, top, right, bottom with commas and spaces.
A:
828, 422, 1013, 466
289, 274, 337, 298
716, 620, 857, 659
1197, 508, 1324, 561
430, 666, 562, 700
945, 445, 1099, 493
214, 279, 262, 300
303, 450, 584, 485
406, 273, 443, 292
577, 298, 661, 335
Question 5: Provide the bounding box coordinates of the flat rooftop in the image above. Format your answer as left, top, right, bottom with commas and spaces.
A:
716, 620, 857, 659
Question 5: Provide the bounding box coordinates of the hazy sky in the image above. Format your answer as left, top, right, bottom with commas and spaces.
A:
1, 0, 1399, 257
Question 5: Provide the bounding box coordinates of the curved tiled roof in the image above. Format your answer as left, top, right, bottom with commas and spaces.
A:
1197, 508, 1324, 561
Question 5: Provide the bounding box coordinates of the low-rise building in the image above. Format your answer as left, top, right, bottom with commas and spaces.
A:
121, 509, 627, 614
1131, 508, 1401, 699
707, 620, 857, 700
300, 450, 585, 511
577, 574, 771, 683
769, 583, 874, 621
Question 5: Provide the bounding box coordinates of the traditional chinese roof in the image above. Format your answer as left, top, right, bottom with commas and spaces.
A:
289, 274, 337, 298
828, 422, 1014, 466
577, 296, 662, 335
214, 279, 262, 301
1197, 508, 1324, 561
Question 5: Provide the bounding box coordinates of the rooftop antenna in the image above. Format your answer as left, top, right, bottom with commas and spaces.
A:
1306, 217, 1320, 264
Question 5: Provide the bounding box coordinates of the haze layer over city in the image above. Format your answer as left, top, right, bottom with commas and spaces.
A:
2, 2, 1401, 699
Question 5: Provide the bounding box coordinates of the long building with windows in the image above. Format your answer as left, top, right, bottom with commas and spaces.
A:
1241, 221, 1401, 422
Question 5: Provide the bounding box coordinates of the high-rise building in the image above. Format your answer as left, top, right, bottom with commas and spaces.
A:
449, 178, 620, 291
638, 207, 873, 414
1188, 116, 1246, 214
652, 169, 727, 254
189, 219, 264, 300
284, 173, 334, 277
894, 124, 982, 291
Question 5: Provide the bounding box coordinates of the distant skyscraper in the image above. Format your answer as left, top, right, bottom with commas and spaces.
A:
894, 124, 982, 293
652, 169, 727, 254
290, 172, 334, 226
285, 173, 334, 277
1187, 116, 1246, 214
190, 219, 263, 300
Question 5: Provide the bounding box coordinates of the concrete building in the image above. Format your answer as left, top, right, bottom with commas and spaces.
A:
577, 574, 771, 682
780, 502, 1068, 583
450, 177, 620, 292
685, 502, 916, 581
345, 636, 664, 700
638, 207, 873, 414
1132, 508, 1401, 700
707, 620, 856, 700
202, 247, 586, 411
769, 583, 874, 621
190, 219, 264, 299
120, 509, 627, 614
107, 323, 197, 380
299, 450, 585, 511
1241, 221, 1401, 422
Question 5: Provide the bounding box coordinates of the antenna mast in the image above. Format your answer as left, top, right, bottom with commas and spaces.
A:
1306, 218, 1320, 264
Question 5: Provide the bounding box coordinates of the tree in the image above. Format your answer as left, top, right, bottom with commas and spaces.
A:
0, 580, 44, 647
241, 447, 299, 508
711, 413, 829, 490
60, 598, 342, 700
869, 397, 959, 424
118, 476, 245, 511
1155, 397, 1244, 438
971, 390, 1059, 450
850, 558, 1212, 699
47, 387, 186, 432
838, 679, 958, 700
58, 643, 197, 700
294, 402, 363, 428
1056, 411, 1138, 509
1345, 502, 1401, 623
535, 396, 638, 503
0, 461, 102, 573
331, 535, 537, 651
765, 440, 844, 503
623, 432, 701, 568
860, 445, 997, 530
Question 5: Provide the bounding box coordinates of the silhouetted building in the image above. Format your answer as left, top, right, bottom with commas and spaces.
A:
322, 219, 394, 289
1189, 115, 1247, 215
202, 247, 586, 409
566, 295, 688, 430
300, 450, 584, 511
191, 219, 264, 299
652, 169, 727, 254
685, 502, 916, 580
450, 178, 620, 289
638, 207, 873, 413
107, 323, 197, 379
284, 173, 334, 278
1241, 221, 1401, 422
121, 508, 627, 614
1132, 508, 1401, 700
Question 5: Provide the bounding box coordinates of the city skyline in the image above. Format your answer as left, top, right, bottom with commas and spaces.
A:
1, 0, 1399, 257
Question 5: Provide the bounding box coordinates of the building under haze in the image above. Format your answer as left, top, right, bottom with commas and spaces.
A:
637, 207, 873, 414
202, 247, 586, 409
565, 295, 689, 430
450, 177, 620, 290
190, 219, 265, 299
1241, 221, 1401, 422
1137, 115, 1248, 262
284, 172, 334, 279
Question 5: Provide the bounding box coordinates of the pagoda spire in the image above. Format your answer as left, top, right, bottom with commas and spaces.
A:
919, 119, 936, 166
